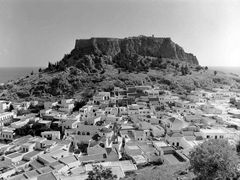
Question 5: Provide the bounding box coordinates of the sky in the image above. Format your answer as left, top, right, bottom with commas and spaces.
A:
0, 0, 240, 67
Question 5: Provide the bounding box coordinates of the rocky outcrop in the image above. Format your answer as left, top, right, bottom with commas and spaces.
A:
72, 36, 198, 65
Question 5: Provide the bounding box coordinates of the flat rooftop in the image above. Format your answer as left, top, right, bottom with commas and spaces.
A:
96, 160, 137, 172
6, 152, 23, 159
24, 150, 43, 159
153, 141, 169, 147
24, 169, 41, 179
200, 128, 226, 134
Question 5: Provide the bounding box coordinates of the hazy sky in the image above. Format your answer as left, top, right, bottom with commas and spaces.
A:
0, 0, 240, 67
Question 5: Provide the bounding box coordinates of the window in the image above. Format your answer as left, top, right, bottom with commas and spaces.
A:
177, 142, 179, 146
172, 142, 175, 146
206, 135, 210, 139
215, 136, 217, 139
78, 131, 80, 135
103, 154, 107, 158
82, 132, 85, 135
87, 132, 90, 135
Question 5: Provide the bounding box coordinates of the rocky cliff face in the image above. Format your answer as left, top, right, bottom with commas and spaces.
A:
72, 36, 198, 65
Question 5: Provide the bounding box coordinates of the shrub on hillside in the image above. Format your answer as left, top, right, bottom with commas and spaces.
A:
189, 139, 239, 179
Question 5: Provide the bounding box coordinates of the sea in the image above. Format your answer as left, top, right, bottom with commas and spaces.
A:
0, 67, 43, 84
209, 66, 240, 76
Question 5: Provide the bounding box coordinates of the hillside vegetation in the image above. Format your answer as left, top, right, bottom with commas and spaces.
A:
0, 35, 239, 101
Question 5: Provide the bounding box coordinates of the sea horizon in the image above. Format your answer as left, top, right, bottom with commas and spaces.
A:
0, 67, 44, 83
209, 66, 240, 75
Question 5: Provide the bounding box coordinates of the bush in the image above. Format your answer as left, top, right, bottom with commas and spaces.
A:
195, 66, 202, 71
73, 101, 86, 112
189, 139, 239, 179
77, 142, 88, 153
86, 165, 117, 180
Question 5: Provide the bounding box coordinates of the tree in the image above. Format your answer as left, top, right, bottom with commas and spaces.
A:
195, 66, 202, 72
7, 104, 14, 112
181, 65, 189, 75
58, 62, 66, 71
86, 165, 117, 180
181, 66, 185, 75
38, 68, 42, 73
48, 62, 54, 71
214, 70, 217, 76
69, 142, 75, 153
30, 71, 34, 75
92, 133, 101, 141
73, 101, 86, 112
184, 65, 189, 75
189, 139, 239, 180
175, 63, 179, 69
17, 109, 31, 116
205, 66, 208, 70
77, 142, 88, 153
236, 140, 240, 155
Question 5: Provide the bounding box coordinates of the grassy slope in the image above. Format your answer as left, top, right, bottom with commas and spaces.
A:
1, 64, 240, 102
